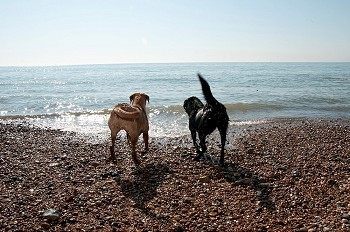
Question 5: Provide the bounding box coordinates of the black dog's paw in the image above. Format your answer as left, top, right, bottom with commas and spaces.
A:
107, 156, 118, 164
194, 154, 203, 161
219, 161, 226, 167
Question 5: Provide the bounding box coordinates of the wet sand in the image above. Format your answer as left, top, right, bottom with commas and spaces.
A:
1, 119, 350, 231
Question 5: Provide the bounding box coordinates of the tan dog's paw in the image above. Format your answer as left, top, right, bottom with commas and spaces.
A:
132, 154, 141, 165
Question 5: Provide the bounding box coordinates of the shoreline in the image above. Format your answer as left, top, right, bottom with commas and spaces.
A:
1, 116, 349, 140
1, 118, 349, 231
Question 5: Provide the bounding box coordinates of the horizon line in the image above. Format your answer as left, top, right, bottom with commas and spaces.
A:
1, 60, 349, 68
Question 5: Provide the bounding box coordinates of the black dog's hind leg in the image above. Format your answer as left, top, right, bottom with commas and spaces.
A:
218, 124, 228, 166
194, 133, 207, 161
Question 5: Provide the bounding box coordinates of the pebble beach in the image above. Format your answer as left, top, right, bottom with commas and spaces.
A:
1, 119, 350, 231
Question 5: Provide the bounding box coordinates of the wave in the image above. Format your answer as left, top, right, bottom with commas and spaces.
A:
148, 103, 285, 115
225, 103, 285, 112
148, 105, 184, 115
293, 96, 348, 105
0, 102, 287, 120
2, 100, 348, 122
0, 110, 110, 120
318, 105, 350, 112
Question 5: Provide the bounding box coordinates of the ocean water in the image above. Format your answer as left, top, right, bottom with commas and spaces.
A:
1, 62, 349, 139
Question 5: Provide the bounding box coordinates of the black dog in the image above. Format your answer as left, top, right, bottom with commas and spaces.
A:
183, 74, 229, 166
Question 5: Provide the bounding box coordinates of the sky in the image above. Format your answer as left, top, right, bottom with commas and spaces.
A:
0, 0, 350, 66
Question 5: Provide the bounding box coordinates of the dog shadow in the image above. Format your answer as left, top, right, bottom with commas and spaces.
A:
114, 162, 171, 217
183, 150, 276, 212
215, 161, 276, 212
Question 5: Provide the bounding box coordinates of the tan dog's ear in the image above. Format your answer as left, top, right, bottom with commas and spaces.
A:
129, 93, 136, 103
145, 94, 149, 103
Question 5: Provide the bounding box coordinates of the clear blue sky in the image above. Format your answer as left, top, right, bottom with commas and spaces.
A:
1, 0, 349, 66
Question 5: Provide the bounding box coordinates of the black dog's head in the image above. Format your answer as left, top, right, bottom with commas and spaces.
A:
183, 96, 204, 116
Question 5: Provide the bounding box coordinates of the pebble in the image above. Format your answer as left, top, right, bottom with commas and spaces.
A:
91, 161, 99, 167
49, 162, 59, 167
43, 209, 60, 221
199, 176, 210, 183
41, 222, 50, 229
342, 213, 350, 220
291, 170, 300, 177
235, 178, 251, 185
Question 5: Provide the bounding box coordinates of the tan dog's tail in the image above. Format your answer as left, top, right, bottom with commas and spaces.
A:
113, 103, 142, 120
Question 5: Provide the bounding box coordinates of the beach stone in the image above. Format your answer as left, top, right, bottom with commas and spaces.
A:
235, 178, 251, 185
183, 197, 193, 204
49, 162, 59, 167
199, 176, 210, 183
209, 211, 218, 217
336, 201, 344, 206
173, 224, 185, 232
91, 161, 99, 167
258, 182, 273, 188
291, 170, 300, 177
342, 213, 350, 220
41, 222, 50, 229
43, 209, 60, 221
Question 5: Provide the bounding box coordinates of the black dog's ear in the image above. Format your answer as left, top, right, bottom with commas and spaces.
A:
183, 97, 196, 115
183, 99, 188, 112
183, 99, 188, 107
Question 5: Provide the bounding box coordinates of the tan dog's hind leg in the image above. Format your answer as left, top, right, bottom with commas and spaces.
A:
110, 128, 120, 160
130, 137, 141, 165
127, 133, 132, 146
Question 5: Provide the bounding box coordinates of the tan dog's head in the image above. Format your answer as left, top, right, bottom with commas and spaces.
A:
129, 93, 149, 111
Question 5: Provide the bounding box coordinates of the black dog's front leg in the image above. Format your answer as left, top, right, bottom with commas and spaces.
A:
219, 133, 226, 166
190, 129, 201, 154
190, 129, 204, 162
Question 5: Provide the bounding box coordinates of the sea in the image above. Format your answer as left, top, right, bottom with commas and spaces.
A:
1, 62, 349, 140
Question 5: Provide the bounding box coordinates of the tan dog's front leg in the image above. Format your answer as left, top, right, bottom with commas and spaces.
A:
143, 132, 149, 152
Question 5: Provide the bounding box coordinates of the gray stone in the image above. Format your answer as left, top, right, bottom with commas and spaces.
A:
342, 213, 350, 220
43, 209, 60, 221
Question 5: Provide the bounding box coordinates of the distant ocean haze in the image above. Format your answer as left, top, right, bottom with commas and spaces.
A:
1, 62, 349, 138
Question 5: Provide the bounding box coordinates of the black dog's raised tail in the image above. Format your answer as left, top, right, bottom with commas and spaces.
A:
198, 73, 217, 106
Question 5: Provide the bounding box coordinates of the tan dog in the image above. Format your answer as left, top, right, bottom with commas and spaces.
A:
108, 93, 149, 165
